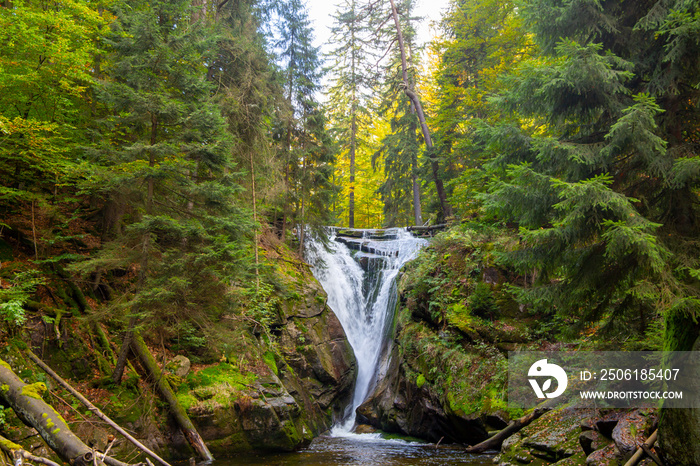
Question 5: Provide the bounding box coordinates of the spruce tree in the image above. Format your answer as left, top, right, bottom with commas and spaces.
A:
79, 0, 250, 352
272, 0, 331, 244
430, 0, 534, 216
477, 0, 699, 459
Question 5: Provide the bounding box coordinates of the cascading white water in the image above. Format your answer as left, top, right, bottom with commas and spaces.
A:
305, 228, 426, 436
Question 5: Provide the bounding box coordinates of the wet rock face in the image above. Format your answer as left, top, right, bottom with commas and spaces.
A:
276, 277, 357, 419
187, 277, 356, 456
356, 345, 488, 444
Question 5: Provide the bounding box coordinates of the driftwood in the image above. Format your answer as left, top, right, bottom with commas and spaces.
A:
623, 430, 661, 466
0, 358, 135, 466
465, 408, 550, 453
130, 334, 213, 461
26, 350, 172, 466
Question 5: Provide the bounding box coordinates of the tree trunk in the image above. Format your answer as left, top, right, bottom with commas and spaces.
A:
297, 157, 308, 256
130, 334, 214, 461
0, 433, 61, 466
112, 316, 137, 384
409, 114, 423, 226
250, 150, 260, 292
0, 358, 130, 466
388, 0, 451, 219
349, 111, 356, 228
658, 316, 700, 465
465, 408, 549, 453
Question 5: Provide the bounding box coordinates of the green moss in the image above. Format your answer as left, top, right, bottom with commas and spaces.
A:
208, 432, 252, 452
416, 374, 426, 388
48, 405, 68, 426
0, 435, 22, 451
0, 359, 12, 371
21, 382, 47, 399
9, 339, 27, 350
1, 384, 9, 393
178, 362, 256, 413
665, 311, 699, 352
51, 428, 60, 435
263, 351, 279, 376
177, 392, 198, 410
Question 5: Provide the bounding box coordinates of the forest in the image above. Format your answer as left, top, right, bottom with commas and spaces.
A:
0, 0, 699, 464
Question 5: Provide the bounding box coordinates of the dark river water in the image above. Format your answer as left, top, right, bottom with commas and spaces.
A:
210, 434, 494, 465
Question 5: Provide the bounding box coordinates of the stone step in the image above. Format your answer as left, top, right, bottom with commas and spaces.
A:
335, 236, 399, 257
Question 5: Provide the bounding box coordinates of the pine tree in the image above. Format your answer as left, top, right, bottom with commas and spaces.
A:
370, 0, 426, 227
210, 0, 283, 290
325, 0, 374, 228
428, 0, 534, 217
387, 0, 451, 220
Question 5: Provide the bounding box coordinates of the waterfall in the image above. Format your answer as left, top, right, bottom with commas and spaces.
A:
305, 228, 427, 435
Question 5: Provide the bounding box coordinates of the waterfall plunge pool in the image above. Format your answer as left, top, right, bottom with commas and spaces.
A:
208, 434, 494, 465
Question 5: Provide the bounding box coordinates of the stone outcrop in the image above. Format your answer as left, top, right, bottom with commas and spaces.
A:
356, 343, 488, 444
494, 409, 657, 466
177, 270, 356, 456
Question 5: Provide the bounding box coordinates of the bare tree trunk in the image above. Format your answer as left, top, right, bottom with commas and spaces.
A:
250, 151, 260, 292
348, 41, 357, 229
111, 316, 135, 384
411, 165, 422, 225
281, 126, 292, 241
115, 113, 157, 383
388, 0, 451, 219
131, 334, 214, 461
297, 157, 308, 256
349, 112, 356, 228
408, 114, 423, 226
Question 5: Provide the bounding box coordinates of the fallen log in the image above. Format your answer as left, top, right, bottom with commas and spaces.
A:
465, 408, 550, 453
406, 224, 447, 232
25, 350, 172, 466
0, 358, 131, 466
623, 430, 660, 466
130, 334, 213, 462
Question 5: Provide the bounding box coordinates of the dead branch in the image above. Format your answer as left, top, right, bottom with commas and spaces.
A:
25, 350, 172, 466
